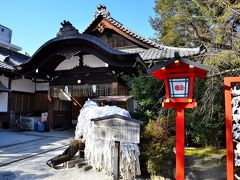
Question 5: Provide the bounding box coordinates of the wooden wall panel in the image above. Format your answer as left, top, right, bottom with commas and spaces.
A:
9, 92, 48, 115
0, 113, 9, 128
34, 92, 48, 113
53, 111, 72, 128
91, 29, 141, 49
118, 84, 129, 96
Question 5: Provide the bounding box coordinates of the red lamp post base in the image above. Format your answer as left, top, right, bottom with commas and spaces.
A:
148, 57, 209, 180
162, 100, 196, 180
176, 108, 185, 180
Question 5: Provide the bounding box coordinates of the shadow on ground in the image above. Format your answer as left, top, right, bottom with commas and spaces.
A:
0, 170, 53, 180
185, 155, 226, 180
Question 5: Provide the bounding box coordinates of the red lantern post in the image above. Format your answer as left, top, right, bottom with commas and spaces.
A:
148, 57, 209, 180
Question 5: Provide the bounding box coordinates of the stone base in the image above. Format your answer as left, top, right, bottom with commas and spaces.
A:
64, 157, 84, 168
75, 161, 88, 168
63, 156, 93, 172
83, 165, 92, 171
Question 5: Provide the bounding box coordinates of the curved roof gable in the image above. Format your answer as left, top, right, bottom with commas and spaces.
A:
16, 24, 145, 73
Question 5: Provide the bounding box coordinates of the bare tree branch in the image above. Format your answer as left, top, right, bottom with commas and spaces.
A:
207, 67, 240, 77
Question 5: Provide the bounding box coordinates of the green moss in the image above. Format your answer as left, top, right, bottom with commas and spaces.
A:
185, 147, 226, 158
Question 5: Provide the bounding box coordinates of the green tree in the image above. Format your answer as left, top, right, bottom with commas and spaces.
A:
127, 74, 164, 120
150, 0, 240, 147
151, 0, 240, 50
141, 115, 176, 177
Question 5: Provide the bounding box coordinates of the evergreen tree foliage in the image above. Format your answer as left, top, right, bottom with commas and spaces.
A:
151, 0, 240, 50
141, 116, 176, 177
150, 0, 240, 148
127, 0, 239, 176
127, 74, 164, 120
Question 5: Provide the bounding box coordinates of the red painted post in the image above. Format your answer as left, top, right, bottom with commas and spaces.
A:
148, 58, 209, 180
224, 78, 234, 180
176, 107, 185, 180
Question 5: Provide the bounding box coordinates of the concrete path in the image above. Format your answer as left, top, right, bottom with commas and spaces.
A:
0, 128, 112, 180
0, 129, 73, 167
0, 131, 42, 148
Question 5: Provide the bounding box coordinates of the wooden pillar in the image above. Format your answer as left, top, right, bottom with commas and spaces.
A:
113, 141, 120, 180
224, 78, 234, 180
47, 95, 53, 131
176, 108, 185, 180
112, 82, 118, 96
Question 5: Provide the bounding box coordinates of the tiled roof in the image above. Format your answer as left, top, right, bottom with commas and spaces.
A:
83, 4, 163, 49
85, 5, 205, 60
122, 45, 205, 61
17, 33, 144, 71
0, 46, 29, 71
0, 41, 22, 52
0, 61, 14, 70
0, 54, 7, 62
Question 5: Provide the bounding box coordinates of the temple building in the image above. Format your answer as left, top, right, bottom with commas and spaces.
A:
0, 24, 29, 128
0, 5, 205, 130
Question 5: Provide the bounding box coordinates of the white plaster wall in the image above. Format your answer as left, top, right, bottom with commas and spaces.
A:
0, 92, 8, 112
0, 75, 9, 112
54, 54, 108, 71
36, 82, 49, 91
0, 75, 9, 88
83, 54, 107, 67
55, 56, 79, 71
11, 79, 35, 93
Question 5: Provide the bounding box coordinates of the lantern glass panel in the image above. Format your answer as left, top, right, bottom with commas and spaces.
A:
169, 78, 189, 98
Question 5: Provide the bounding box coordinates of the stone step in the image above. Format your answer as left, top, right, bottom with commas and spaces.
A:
83, 165, 93, 171
76, 161, 88, 168
64, 157, 85, 168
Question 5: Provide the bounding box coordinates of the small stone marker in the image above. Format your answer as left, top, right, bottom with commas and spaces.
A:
91, 114, 142, 180
91, 114, 142, 144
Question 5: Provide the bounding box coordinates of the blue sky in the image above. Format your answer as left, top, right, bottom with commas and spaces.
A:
0, 0, 156, 55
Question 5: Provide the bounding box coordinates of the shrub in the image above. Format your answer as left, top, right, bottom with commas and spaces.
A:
140, 115, 176, 177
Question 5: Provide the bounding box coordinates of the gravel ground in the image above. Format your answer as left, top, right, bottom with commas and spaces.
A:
0, 146, 112, 180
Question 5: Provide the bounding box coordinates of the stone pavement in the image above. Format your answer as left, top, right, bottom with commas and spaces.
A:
0, 128, 113, 180
0, 128, 74, 167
